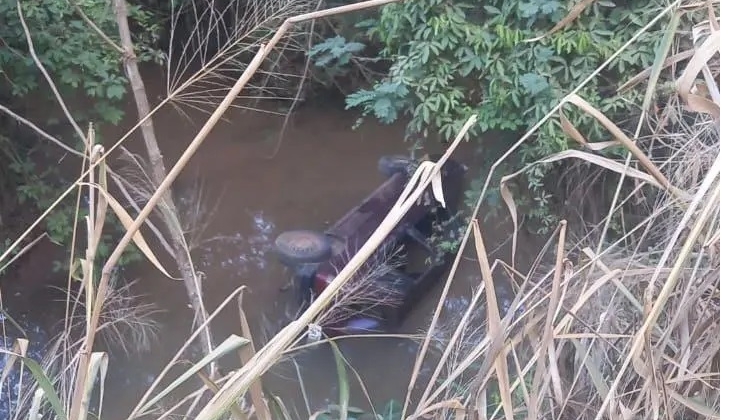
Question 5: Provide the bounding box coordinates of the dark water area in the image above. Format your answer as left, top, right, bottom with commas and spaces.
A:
0, 67, 536, 419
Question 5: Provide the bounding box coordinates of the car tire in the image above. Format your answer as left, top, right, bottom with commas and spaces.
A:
377, 155, 413, 177
274, 230, 332, 267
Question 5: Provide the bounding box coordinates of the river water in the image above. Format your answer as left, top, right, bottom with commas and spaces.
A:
2, 71, 530, 419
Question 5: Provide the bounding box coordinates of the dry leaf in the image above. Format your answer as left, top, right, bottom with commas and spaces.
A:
80, 182, 175, 279
565, 94, 677, 194
473, 223, 514, 420
417, 399, 466, 420
676, 31, 720, 112
559, 108, 588, 146
686, 93, 720, 118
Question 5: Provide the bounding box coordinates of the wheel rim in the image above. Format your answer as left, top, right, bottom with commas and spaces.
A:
278, 232, 323, 253
274, 230, 331, 264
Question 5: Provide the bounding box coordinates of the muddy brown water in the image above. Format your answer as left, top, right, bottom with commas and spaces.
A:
3, 71, 535, 419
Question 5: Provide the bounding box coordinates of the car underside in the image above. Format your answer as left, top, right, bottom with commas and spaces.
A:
273, 154, 467, 337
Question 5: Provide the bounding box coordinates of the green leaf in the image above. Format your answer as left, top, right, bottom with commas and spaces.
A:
18, 356, 67, 420
106, 84, 126, 101
519, 73, 550, 95
329, 342, 349, 420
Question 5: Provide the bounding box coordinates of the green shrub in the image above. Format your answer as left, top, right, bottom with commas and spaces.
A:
314, 0, 667, 233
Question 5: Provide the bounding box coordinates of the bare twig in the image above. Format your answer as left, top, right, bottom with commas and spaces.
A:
68, 0, 124, 53
267, 0, 324, 159
0, 104, 82, 157
16, 1, 87, 146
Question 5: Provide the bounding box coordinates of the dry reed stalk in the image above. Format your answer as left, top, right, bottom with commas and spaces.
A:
526, 221, 567, 418
68, 44, 266, 420
128, 285, 248, 418
472, 222, 513, 420
110, 0, 220, 400
236, 294, 271, 420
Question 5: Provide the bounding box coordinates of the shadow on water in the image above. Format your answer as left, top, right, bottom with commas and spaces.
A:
1, 67, 537, 418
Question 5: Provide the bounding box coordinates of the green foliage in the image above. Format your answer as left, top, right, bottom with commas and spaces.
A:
0, 134, 141, 274
346, 81, 409, 125
319, 0, 666, 233
308, 36, 365, 69
0, 0, 160, 126
0, 0, 161, 268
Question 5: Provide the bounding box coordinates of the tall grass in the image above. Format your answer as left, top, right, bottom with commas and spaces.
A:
0, 0, 720, 419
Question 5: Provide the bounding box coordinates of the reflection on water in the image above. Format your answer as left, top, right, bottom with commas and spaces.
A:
0, 315, 48, 419
198, 210, 276, 276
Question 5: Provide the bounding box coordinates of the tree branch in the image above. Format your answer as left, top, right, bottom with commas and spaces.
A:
0, 104, 83, 157
68, 0, 124, 53
16, 0, 88, 146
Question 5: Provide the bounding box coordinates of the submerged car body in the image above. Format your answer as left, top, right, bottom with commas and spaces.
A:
274, 154, 467, 336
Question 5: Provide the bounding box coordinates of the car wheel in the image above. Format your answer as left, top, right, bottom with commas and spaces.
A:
377, 155, 413, 177
274, 230, 332, 266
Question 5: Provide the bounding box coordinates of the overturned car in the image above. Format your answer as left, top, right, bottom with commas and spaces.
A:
273, 154, 468, 336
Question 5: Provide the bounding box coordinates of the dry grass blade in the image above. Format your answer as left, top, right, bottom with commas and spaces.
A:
559, 107, 621, 151
559, 108, 588, 146
472, 222, 513, 420
564, 94, 678, 195
417, 399, 466, 420
526, 222, 567, 420
136, 335, 249, 416
617, 49, 695, 93
78, 352, 108, 420
676, 31, 720, 117
236, 295, 270, 420
78, 182, 174, 279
